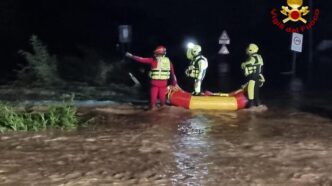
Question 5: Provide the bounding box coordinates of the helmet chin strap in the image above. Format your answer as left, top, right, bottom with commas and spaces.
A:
192, 51, 200, 57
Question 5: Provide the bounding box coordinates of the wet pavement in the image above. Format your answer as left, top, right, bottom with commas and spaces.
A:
1, 93, 332, 185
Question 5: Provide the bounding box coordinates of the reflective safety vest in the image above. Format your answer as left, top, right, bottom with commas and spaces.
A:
150, 57, 171, 80
189, 55, 207, 79
242, 54, 264, 76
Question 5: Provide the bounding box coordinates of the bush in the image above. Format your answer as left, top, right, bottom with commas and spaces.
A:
57, 46, 105, 85
93, 60, 111, 85
17, 35, 61, 86
0, 102, 79, 133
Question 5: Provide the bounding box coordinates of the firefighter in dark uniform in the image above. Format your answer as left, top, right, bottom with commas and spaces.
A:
241, 43, 265, 108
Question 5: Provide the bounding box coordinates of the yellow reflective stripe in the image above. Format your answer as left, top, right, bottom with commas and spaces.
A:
245, 64, 262, 75
151, 77, 169, 80
243, 54, 263, 75
150, 70, 170, 80
191, 69, 200, 78
246, 66, 257, 74
154, 69, 170, 73
151, 57, 171, 79
248, 80, 255, 100
151, 71, 170, 74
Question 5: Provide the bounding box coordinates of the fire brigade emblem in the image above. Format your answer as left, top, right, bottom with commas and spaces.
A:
281, 0, 310, 23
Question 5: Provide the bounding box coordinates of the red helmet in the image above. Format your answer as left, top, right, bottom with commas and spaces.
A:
154, 46, 166, 55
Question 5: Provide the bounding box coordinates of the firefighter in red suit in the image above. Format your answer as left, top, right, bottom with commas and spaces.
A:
125, 46, 180, 110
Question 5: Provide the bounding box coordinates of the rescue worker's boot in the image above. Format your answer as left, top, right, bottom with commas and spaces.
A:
254, 99, 261, 107
192, 91, 201, 96
159, 105, 169, 110
193, 80, 202, 96
149, 105, 158, 111
247, 100, 255, 108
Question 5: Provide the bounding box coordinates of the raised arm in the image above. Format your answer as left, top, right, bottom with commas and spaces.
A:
125, 52, 154, 64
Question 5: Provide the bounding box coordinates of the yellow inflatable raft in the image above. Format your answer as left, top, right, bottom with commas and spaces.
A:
168, 89, 248, 111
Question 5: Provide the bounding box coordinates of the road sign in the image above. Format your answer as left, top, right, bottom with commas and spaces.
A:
291, 32, 303, 53
219, 30, 230, 45
219, 45, 230, 55
118, 25, 132, 43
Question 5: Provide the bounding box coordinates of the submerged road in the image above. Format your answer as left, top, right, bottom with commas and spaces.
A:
1, 94, 332, 185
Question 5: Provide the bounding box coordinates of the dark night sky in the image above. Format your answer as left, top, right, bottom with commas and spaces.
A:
1, 0, 331, 88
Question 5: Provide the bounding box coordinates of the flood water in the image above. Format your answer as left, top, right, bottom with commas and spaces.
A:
1, 91, 332, 185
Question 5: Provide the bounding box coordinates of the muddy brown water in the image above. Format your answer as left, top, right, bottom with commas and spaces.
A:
1, 100, 332, 185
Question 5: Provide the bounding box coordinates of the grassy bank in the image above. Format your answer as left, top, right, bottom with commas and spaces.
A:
0, 102, 79, 133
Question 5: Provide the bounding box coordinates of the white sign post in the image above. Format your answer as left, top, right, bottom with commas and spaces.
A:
218, 30, 230, 55
288, 33, 303, 78
291, 33, 303, 53
118, 25, 132, 43
288, 33, 304, 90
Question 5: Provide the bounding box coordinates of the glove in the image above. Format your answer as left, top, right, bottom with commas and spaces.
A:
185, 69, 190, 76
125, 52, 133, 58
185, 66, 194, 77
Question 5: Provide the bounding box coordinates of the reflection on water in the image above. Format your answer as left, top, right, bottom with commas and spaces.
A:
1, 92, 332, 185
172, 115, 211, 185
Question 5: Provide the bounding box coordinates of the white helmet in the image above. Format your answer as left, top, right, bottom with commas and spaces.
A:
186, 44, 202, 60
246, 43, 259, 55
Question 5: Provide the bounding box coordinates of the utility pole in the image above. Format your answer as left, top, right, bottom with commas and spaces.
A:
217, 30, 231, 91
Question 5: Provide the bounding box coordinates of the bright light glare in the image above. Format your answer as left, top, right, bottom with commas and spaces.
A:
187, 42, 195, 49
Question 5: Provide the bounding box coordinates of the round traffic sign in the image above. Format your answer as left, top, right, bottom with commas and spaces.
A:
294, 37, 302, 45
